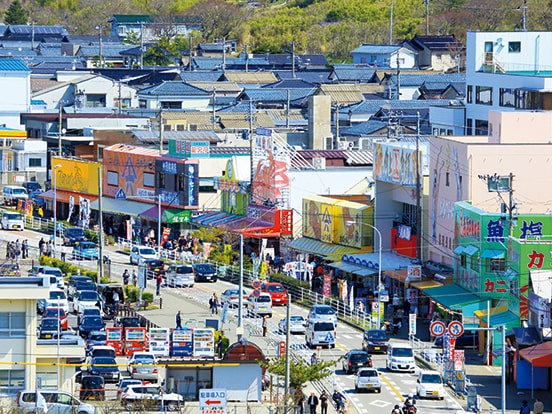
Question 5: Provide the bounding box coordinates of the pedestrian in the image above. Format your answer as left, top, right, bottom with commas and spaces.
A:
216, 337, 223, 358
14, 240, 20, 262
262, 315, 268, 337
112, 290, 120, 315
209, 293, 219, 315
176, 310, 182, 329
132, 270, 138, 286
319, 391, 328, 414
307, 392, 318, 414
296, 393, 305, 414
21, 239, 28, 259
155, 273, 162, 295
520, 400, 530, 414
534, 398, 544, 414
122, 269, 130, 286
46, 241, 52, 257
311, 352, 318, 365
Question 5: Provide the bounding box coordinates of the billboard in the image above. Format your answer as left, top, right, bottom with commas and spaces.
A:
51, 156, 101, 195
332, 200, 373, 249
169, 139, 211, 158
302, 196, 334, 243
373, 143, 419, 186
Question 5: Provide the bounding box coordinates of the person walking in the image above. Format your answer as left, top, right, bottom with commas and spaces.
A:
307, 392, 318, 414
534, 399, 544, 414
122, 269, 130, 286
21, 239, 28, 259
209, 293, 219, 315
176, 311, 182, 329
262, 315, 268, 337
132, 270, 138, 286
112, 290, 120, 315
319, 391, 328, 414
155, 273, 162, 295
295, 393, 305, 414
520, 400, 530, 414
311, 353, 318, 365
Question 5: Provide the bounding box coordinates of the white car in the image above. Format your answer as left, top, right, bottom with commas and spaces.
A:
246, 292, 273, 317
307, 304, 337, 326
44, 288, 69, 314
72, 290, 101, 314
127, 352, 159, 381
416, 370, 445, 400
130, 245, 158, 265
221, 288, 248, 308
165, 264, 194, 288
121, 384, 183, 411
354, 367, 382, 393
278, 315, 306, 334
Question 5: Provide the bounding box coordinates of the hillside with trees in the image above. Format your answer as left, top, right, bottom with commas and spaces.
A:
2, 0, 552, 62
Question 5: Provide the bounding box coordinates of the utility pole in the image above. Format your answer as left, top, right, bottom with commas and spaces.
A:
58, 104, 63, 156
522, 0, 528, 31
249, 100, 255, 185
140, 21, 144, 69
424, 0, 430, 35
98, 165, 104, 284
245, 44, 249, 73
189, 35, 193, 72
389, 1, 394, 44
415, 112, 422, 263
396, 52, 401, 100
478, 173, 516, 237
212, 89, 217, 130
291, 41, 296, 78
159, 109, 164, 152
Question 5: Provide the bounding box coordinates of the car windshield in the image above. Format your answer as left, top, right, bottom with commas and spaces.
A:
350, 353, 369, 362
139, 247, 156, 255
368, 330, 387, 340
89, 332, 106, 341
82, 377, 103, 387
267, 285, 284, 292
175, 266, 193, 274
49, 291, 66, 300
290, 316, 304, 323
41, 319, 59, 328
4, 213, 22, 220
45, 309, 65, 317
195, 264, 214, 272
421, 374, 442, 384
67, 228, 85, 236
314, 322, 334, 331
358, 370, 377, 377
135, 355, 155, 363
80, 291, 99, 301
392, 348, 413, 357
257, 296, 271, 303
83, 316, 103, 325
13, 188, 27, 195
79, 242, 96, 249
314, 306, 334, 315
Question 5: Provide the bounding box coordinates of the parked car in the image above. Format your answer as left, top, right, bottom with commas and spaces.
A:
97, 283, 125, 315
3, 185, 28, 206
278, 315, 306, 334
193, 263, 217, 282
127, 352, 159, 382
88, 356, 120, 383
72, 290, 101, 314
354, 367, 382, 393
63, 227, 87, 246
121, 383, 184, 411
86, 330, 107, 351
362, 329, 389, 353
38, 317, 61, 339
143, 258, 165, 279
165, 264, 194, 287
78, 307, 102, 326
38, 288, 69, 314
72, 241, 99, 260
342, 350, 372, 374
260, 282, 288, 306
79, 315, 106, 338
43, 307, 69, 330
1, 211, 24, 230
79, 374, 105, 401
416, 370, 445, 399
307, 304, 337, 326
22, 181, 42, 193
0, 262, 20, 277
67, 276, 96, 298
221, 288, 248, 308
16, 389, 96, 414
130, 245, 157, 265
116, 378, 142, 401
29, 266, 64, 288
245, 292, 273, 317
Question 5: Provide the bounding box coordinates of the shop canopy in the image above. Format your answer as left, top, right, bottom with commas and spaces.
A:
287, 237, 362, 261
519, 341, 552, 367
90, 197, 150, 217
423, 283, 483, 311
328, 261, 365, 273
192, 211, 279, 238
39, 189, 98, 204
140, 206, 192, 224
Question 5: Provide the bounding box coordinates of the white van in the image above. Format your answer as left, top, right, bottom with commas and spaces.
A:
2, 185, 28, 206
305, 320, 336, 349
0, 211, 24, 230
386, 342, 416, 372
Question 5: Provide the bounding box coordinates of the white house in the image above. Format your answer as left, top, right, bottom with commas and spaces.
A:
0, 58, 31, 129
350, 44, 417, 69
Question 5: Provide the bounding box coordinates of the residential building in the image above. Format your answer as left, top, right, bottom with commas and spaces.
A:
350, 44, 417, 69
405, 35, 464, 72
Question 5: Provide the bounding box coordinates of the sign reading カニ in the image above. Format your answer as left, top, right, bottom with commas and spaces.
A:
52, 157, 101, 195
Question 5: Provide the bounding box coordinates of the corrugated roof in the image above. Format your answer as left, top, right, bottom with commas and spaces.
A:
133, 130, 221, 144
0, 57, 29, 72
111, 15, 155, 24
318, 84, 365, 105
223, 72, 278, 84
188, 81, 242, 93
138, 81, 210, 96
105, 143, 160, 156
218, 112, 275, 129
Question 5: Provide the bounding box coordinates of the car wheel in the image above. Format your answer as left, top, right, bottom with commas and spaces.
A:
377, 388, 381, 393
355, 386, 359, 392
166, 402, 178, 411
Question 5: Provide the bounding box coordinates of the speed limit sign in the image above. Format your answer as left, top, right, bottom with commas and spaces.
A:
429, 320, 446, 337
448, 321, 464, 337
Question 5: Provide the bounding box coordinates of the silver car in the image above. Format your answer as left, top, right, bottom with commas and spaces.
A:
127, 352, 158, 382
278, 315, 306, 334
165, 264, 195, 288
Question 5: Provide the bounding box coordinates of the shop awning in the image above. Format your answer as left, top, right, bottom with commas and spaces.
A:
191, 211, 279, 237
519, 341, 552, 367
328, 261, 365, 273
508, 327, 542, 347
140, 206, 192, 224
39, 189, 98, 204
423, 283, 483, 310
478, 310, 519, 326
463, 245, 479, 256
287, 237, 361, 260
481, 249, 506, 259
90, 197, 150, 217
453, 246, 465, 254
410, 280, 443, 289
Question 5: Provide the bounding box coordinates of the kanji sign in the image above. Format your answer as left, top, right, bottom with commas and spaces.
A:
448, 321, 464, 337
430, 320, 446, 337
199, 389, 227, 410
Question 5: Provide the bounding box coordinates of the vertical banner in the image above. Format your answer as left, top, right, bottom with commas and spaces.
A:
68, 195, 74, 221
323, 274, 331, 297
409, 313, 417, 336
126, 219, 132, 241
203, 242, 211, 259
162, 227, 170, 246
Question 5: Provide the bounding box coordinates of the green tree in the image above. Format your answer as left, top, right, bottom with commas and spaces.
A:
259, 355, 338, 404
5, 0, 27, 25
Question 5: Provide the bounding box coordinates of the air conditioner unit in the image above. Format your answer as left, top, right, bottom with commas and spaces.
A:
312, 157, 326, 170
338, 140, 349, 150
359, 138, 371, 150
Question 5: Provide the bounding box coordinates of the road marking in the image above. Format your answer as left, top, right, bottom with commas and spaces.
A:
370, 400, 392, 408
380, 373, 406, 400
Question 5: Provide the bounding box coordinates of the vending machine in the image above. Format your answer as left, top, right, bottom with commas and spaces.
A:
193, 328, 215, 357
149, 327, 170, 357
124, 327, 148, 356
106, 326, 123, 356
171, 327, 193, 357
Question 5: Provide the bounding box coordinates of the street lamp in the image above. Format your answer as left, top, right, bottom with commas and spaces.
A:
95, 25, 103, 67
347, 220, 383, 329
53, 164, 62, 258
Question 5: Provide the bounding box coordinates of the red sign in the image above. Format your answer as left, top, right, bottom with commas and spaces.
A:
448, 321, 464, 337
429, 320, 446, 337
279, 341, 286, 357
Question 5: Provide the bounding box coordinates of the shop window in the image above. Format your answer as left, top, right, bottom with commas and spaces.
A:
470, 255, 479, 271
487, 258, 505, 272
143, 172, 154, 188
446, 172, 450, 187
157, 172, 165, 189
29, 158, 42, 167
467, 85, 473, 103
0, 369, 24, 395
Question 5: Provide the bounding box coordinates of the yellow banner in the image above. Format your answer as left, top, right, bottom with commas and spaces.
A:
52, 157, 101, 195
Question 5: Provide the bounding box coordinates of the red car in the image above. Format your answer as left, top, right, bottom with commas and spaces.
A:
43, 307, 69, 331
261, 282, 288, 306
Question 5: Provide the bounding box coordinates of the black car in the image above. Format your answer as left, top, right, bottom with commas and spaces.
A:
88, 356, 120, 383
22, 181, 42, 193
63, 227, 87, 246
67, 276, 96, 298
38, 317, 61, 339
193, 263, 217, 282
341, 350, 372, 374
79, 315, 106, 338
362, 329, 389, 353
143, 259, 165, 279
79, 375, 105, 401
119, 316, 141, 334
